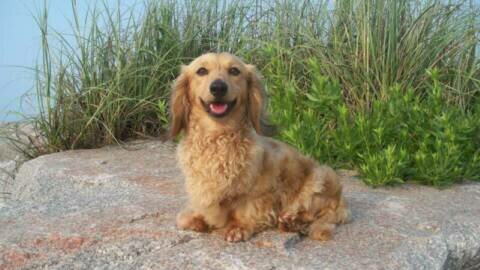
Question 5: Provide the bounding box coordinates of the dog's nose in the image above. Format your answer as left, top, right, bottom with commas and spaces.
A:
210, 79, 228, 98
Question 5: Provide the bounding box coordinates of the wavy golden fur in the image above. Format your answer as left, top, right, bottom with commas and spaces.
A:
171, 53, 349, 242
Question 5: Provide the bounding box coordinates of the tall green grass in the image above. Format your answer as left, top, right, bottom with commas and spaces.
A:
314, 0, 480, 109
26, 0, 479, 186
33, 0, 251, 150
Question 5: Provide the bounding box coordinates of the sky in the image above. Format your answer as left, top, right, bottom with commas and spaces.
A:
0, 0, 139, 122
0, 1, 42, 121
0, 0, 84, 121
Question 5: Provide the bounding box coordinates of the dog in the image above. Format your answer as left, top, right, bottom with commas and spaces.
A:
170, 53, 349, 242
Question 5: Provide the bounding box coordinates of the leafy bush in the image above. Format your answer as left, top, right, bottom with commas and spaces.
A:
270, 62, 480, 186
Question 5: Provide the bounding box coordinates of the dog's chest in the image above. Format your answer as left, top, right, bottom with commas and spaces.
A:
180, 134, 253, 179
178, 133, 261, 203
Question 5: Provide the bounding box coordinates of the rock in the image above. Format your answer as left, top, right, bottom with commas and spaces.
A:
0, 123, 23, 163
0, 121, 43, 159
0, 140, 479, 270
0, 122, 33, 208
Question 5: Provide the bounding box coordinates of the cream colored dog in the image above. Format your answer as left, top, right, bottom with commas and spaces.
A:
170, 53, 349, 242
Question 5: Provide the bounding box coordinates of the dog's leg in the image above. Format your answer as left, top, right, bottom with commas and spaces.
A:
307, 168, 350, 240
223, 196, 276, 242
177, 202, 230, 232
278, 165, 350, 240
200, 203, 229, 229
307, 196, 349, 240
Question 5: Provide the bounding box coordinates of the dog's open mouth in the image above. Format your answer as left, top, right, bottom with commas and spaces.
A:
200, 99, 237, 118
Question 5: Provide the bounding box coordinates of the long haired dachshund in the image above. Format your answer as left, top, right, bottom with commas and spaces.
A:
170, 53, 349, 242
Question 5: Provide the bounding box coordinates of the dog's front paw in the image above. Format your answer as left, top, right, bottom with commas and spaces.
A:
278, 212, 308, 232
224, 226, 251, 242
176, 211, 209, 232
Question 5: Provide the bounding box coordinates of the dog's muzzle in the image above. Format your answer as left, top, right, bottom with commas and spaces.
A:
200, 98, 237, 118
210, 79, 228, 98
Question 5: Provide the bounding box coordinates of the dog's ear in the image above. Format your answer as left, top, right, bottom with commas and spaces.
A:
246, 64, 275, 136
170, 65, 190, 138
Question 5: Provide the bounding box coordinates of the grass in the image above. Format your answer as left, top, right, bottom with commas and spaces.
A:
17, 0, 480, 186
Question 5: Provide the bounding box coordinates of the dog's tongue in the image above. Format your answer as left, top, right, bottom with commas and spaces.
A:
210, 102, 228, 114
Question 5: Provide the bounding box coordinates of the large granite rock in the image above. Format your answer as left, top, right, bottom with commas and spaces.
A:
0, 140, 479, 269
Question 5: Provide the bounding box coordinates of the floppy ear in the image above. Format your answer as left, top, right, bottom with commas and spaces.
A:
246, 64, 275, 136
169, 65, 190, 138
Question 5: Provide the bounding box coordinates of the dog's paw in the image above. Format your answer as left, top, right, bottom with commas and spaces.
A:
176, 211, 209, 232
278, 212, 300, 232
224, 226, 251, 242
309, 222, 335, 241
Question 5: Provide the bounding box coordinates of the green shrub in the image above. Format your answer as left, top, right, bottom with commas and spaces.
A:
270, 62, 480, 186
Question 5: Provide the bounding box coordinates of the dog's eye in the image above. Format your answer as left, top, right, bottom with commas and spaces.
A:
196, 67, 208, 76
228, 67, 240, 76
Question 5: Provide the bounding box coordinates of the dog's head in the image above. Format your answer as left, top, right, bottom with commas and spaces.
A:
169, 53, 273, 138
